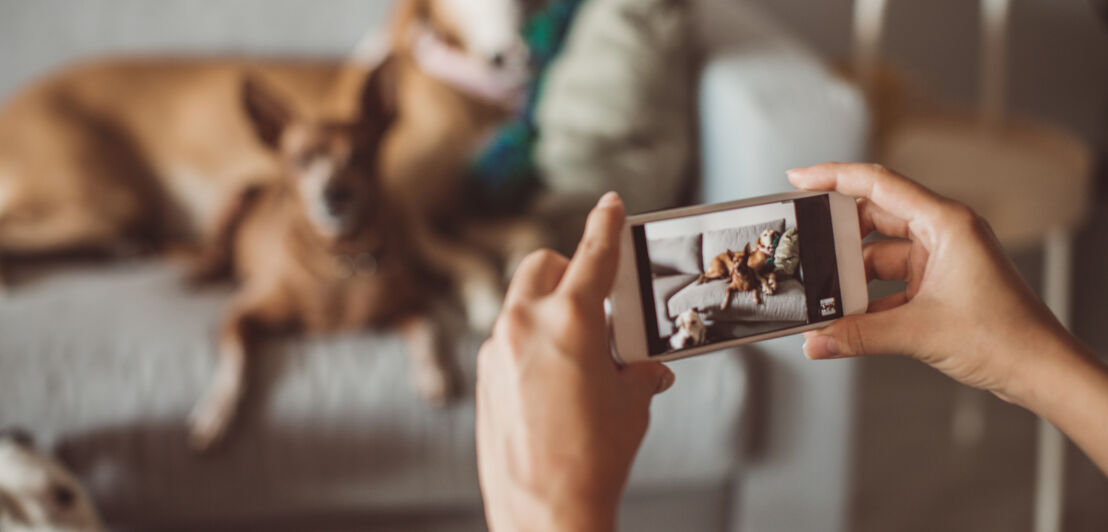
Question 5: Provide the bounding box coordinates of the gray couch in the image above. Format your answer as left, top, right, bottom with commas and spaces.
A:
0, 1, 868, 531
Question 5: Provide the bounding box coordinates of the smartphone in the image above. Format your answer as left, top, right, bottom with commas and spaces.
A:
609, 191, 867, 364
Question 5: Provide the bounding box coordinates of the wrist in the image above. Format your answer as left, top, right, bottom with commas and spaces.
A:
1002, 325, 1102, 414
487, 482, 617, 532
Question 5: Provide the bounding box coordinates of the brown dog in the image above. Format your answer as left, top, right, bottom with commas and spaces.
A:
699, 244, 768, 309
186, 64, 455, 451
723, 245, 761, 309
0, 58, 344, 286
746, 228, 780, 297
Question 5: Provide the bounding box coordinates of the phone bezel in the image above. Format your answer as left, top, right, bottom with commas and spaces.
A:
609, 190, 867, 364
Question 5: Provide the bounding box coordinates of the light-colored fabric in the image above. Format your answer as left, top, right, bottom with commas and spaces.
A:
700, 219, 786, 269
648, 235, 703, 275
652, 274, 701, 337
0, 261, 745, 529
667, 278, 807, 323
774, 225, 801, 276
535, 0, 695, 214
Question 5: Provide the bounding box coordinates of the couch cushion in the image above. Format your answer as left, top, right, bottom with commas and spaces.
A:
700, 219, 786, 268
668, 277, 807, 323
651, 274, 700, 336
0, 261, 747, 529
536, 0, 695, 214
648, 235, 703, 275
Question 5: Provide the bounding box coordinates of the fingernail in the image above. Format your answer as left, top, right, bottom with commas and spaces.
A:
657, 368, 675, 394
597, 191, 621, 208
804, 334, 840, 359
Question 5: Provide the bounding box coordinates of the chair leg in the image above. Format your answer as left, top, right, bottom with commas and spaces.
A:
1033, 228, 1072, 532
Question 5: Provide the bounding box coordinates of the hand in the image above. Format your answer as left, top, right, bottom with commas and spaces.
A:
476, 192, 675, 532
788, 163, 1078, 405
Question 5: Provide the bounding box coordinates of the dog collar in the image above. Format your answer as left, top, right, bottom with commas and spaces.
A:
409, 24, 529, 112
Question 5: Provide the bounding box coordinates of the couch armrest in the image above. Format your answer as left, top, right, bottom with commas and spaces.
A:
691, 2, 867, 532
696, 0, 869, 201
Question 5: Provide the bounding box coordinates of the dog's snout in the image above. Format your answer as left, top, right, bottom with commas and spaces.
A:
324, 185, 352, 213
0, 427, 35, 449
490, 52, 507, 69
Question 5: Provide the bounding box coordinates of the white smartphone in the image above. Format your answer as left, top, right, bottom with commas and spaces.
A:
609, 191, 867, 364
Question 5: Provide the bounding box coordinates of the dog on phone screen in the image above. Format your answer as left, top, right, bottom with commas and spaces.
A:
722, 244, 762, 308
746, 228, 780, 297
669, 309, 707, 350
0, 430, 104, 532
186, 64, 459, 451
700, 246, 763, 309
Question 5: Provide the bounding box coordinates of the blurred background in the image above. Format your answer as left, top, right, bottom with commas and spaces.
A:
0, 0, 1105, 531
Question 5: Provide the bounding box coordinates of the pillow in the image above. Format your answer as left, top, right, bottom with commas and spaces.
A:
701, 219, 787, 268
774, 225, 801, 276
648, 234, 703, 275
535, 0, 695, 215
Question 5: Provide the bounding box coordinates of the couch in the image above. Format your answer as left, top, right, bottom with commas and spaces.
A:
0, 1, 868, 530
649, 219, 808, 342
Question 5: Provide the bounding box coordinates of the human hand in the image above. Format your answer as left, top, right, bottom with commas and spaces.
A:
475, 192, 675, 532
789, 163, 1077, 405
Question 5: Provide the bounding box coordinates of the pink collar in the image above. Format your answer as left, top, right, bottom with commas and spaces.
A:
409, 24, 529, 112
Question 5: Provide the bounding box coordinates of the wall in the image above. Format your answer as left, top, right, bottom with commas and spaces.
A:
747, 0, 1108, 150
0, 0, 394, 99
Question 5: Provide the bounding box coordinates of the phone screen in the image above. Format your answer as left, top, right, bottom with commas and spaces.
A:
630, 195, 844, 356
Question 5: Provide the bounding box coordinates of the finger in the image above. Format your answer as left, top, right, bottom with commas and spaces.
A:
559, 192, 626, 298
868, 291, 909, 312
858, 198, 911, 239
802, 307, 911, 359
788, 163, 944, 225
621, 362, 676, 398
863, 239, 911, 282
503, 249, 569, 309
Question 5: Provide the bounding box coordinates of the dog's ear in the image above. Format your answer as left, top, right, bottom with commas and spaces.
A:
0, 488, 29, 525
390, 0, 430, 47
242, 76, 293, 150
358, 56, 399, 132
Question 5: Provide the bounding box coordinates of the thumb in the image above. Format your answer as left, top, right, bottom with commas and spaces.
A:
621, 362, 676, 397
803, 309, 911, 359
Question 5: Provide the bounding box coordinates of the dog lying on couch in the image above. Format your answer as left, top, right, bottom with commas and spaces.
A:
697, 228, 781, 308
186, 63, 460, 451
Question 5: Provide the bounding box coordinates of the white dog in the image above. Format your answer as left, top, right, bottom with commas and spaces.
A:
669, 309, 708, 350
0, 430, 104, 532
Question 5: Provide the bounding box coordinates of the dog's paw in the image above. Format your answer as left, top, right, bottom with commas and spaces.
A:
187, 400, 231, 452
413, 365, 455, 407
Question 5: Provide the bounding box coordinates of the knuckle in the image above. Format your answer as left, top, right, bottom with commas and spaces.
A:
580, 234, 614, 259
522, 248, 561, 270
943, 202, 989, 234
549, 295, 592, 335
867, 162, 891, 175
840, 319, 868, 356
498, 303, 531, 334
